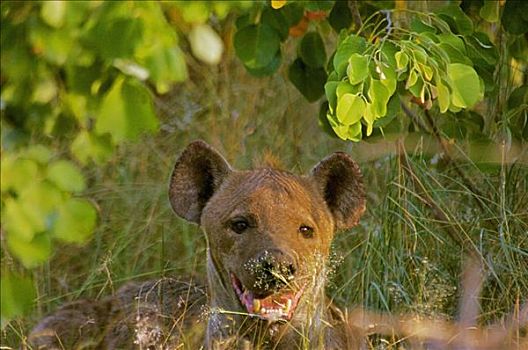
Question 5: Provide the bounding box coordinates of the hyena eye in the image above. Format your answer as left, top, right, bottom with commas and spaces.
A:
230, 219, 249, 234
299, 225, 314, 238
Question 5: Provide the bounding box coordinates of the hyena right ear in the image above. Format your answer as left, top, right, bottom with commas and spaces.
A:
310, 152, 366, 230
169, 140, 232, 224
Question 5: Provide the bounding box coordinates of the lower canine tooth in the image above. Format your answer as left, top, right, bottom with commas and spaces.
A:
253, 299, 260, 312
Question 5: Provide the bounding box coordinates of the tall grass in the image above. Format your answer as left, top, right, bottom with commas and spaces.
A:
2, 41, 527, 349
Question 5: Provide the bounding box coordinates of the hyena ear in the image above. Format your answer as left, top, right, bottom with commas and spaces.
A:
169, 140, 232, 224
310, 152, 366, 230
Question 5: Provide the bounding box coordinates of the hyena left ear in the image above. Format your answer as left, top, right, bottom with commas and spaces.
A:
169, 140, 232, 224
310, 152, 366, 230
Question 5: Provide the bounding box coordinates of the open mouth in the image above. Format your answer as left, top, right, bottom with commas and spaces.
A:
230, 273, 303, 322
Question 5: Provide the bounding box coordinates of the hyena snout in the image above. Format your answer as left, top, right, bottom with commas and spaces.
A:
245, 249, 297, 295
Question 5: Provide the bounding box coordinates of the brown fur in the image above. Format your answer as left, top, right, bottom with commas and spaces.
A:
29, 140, 366, 349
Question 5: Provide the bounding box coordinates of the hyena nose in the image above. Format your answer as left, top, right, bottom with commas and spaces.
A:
253, 249, 296, 291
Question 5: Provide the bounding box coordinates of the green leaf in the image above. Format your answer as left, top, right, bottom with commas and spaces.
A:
438, 42, 473, 65
437, 33, 466, 53
363, 102, 377, 136
71, 131, 114, 165
145, 45, 188, 93
7, 233, 52, 268
53, 198, 97, 243
88, 17, 145, 59
410, 18, 436, 34
346, 122, 362, 142
436, 80, 450, 113
300, 31, 327, 68
336, 81, 361, 99
347, 53, 369, 85
261, 7, 289, 41
0, 158, 39, 194
395, 51, 409, 71
437, 4, 474, 35
324, 81, 339, 113
380, 65, 397, 96
2, 198, 44, 242
327, 113, 350, 140
336, 93, 365, 125
406, 68, 419, 89
234, 24, 281, 69
447, 63, 482, 108
46, 160, 86, 193
288, 58, 327, 102
368, 79, 390, 117
41, 1, 67, 28
1, 273, 35, 328
20, 145, 53, 164
281, 3, 304, 27
480, 1, 499, 23
96, 77, 159, 142
501, 0, 528, 34
17, 182, 65, 233
179, 1, 210, 24
333, 35, 366, 78
244, 51, 282, 77
304, 0, 334, 11
328, 0, 352, 32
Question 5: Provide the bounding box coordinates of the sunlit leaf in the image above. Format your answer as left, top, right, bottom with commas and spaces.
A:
336, 93, 365, 125
179, 1, 210, 24
436, 80, 450, 113
447, 63, 482, 108
336, 81, 360, 99
46, 160, 86, 193
1, 158, 39, 194
347, 53, 369, 85
41, 1, 67, 28
324, 81, 339, 113
7, 233, 52, 268
368, 79, 390, 117
96, 77, 159, 142
71, 131, 114, 165
145, 45, 188, 94
333, 35, 366, 78
2, 198, 44, 242
1, 273, 35, 328
189, 24, 224, 65
346, 122, 362, 141
271, 0, 287, 10
395, 51, 409, 71
53, 198, 97, 243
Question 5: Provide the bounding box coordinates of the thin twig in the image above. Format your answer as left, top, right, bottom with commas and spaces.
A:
348, 0, 363, 31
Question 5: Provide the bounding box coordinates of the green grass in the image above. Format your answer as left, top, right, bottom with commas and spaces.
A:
2, 52, 527, 349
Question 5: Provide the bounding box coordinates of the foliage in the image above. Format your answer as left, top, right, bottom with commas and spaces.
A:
230, 0, 526, 144
1, 0, 527, 342
0, 0, 251, 326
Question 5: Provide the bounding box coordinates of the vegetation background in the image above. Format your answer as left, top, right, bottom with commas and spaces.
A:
1, 0, 526, 348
